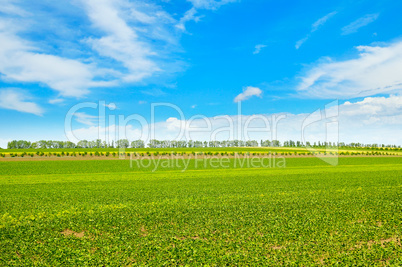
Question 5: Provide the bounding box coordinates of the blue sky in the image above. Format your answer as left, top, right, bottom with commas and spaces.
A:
0, 0, 402, 147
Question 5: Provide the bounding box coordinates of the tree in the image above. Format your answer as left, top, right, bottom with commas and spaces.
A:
271, 140, 281, 147
131, 140, 145, 148
116, 139, 129, 148
77, 140, 89, 148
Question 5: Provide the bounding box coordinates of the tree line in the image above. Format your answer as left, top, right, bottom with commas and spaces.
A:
5, 139, 401, 149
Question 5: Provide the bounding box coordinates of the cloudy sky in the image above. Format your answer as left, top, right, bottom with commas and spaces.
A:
0, 0, 401, 147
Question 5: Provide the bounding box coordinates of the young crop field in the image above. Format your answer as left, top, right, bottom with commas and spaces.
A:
0, 157, 401, 265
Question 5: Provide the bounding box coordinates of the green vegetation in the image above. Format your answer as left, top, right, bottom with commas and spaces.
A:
6, 138, 402, 150
1, 146, 401, 157
1, 157, 401, 265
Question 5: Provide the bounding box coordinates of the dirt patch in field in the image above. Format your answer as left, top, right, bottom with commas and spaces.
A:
316, 254, 329, 265
349, 236, 401, 250
140, 226, 148, 237
61, 229, 85, 238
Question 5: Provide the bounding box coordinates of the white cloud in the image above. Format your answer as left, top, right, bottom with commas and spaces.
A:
67, 124, 144, 144
67, 95, 402, 146
0, 0, 29, 16
337, 95, 402, 144
342, 14, 379, 35
253, 44, 267, 54
297, 41, 402, 98
311, 11, 337, 32
177, 0, 237, 31
104, 103, 117, 110
82, 0, 158, 82
296, 11, 337, 49
80, 0, 178, 82
234, 86, 262, 102
341, 94, 402, 116
187, 0, 238, 10
74, 112, 98, 126
49, 98, 64, 104
176, 7, 201, 31
0, 138, 11, 149
0, 0, 182, 99
141, 88, 166, 96
295, 36, 309, 50
0, 89, 44, 115
0, 0, 235, 101
0, 18, 110, 98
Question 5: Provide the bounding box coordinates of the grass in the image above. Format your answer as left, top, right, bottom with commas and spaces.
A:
0, 157, 401, 265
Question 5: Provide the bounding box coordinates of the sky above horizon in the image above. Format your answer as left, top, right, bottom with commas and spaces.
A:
0, 0, 401, 147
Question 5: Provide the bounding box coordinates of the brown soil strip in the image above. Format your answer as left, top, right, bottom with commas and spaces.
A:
0, 154, 400, 162
61, 229, 85, 238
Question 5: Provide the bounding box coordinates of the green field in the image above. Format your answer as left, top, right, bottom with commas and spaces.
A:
1, 157, 401, 265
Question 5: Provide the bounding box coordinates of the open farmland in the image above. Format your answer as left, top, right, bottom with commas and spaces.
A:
2, 0, 402, 265
0, 157, 401, 265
